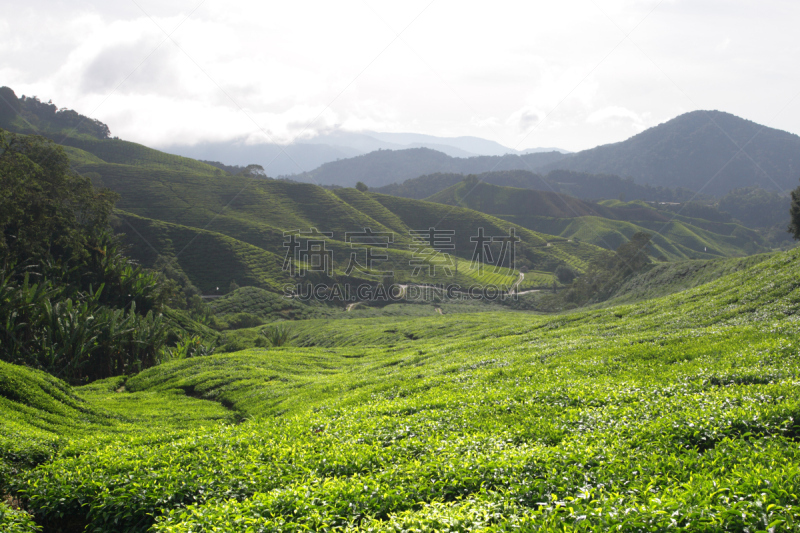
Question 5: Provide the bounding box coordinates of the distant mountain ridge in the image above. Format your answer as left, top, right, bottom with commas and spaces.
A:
291, 110, 800, 197
540, 110, 800, 196
161, 130, 569, 177
291, 148, 569, 187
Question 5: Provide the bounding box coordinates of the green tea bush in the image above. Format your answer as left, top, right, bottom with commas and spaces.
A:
6, 248, 800, 532
0, 503, 40, 533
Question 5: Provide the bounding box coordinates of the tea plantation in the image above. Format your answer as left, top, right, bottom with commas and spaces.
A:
3, 248, 800, 531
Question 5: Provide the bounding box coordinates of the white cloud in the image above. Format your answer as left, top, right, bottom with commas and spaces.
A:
1, 0, 798, 152
587, 106, 645, 125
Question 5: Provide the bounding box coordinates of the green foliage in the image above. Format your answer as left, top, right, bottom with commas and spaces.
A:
0, 131, 117, 270
239, 164, 266, 178
377, 169, 704, 203
427, 181, 770, 261
0, 130, 206, 383
220, 312, 264, 330
4, 90, 800, 533
258, 323, 292, 347
62, 137, 222, 174
0, 503, 40, 533
718, 186, 791, 229
554, 264, 576, 284
605, 253, 773, 306
0, 86, 109, 139
355, 181, 369, 192
161, 333, 216, 360
3, 247, 800, 531
0, 87, 22, 126
0, 270, 171, 383
789, 183, 800, 240
85, 163, 604, 291
561, 232, 653, 305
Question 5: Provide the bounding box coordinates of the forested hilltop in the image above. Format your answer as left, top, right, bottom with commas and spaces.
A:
538, 110, 800, 196
0, 86, 109, 139
290, 147, 567, 187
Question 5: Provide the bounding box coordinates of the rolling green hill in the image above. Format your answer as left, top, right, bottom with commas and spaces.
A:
426, 180, 668, 220
117, 211, 292, 294
426, 181, 770, 260
1, 89, 781, 300
375, 169, 703, 203
4, 246, 800, 532
60, 137, 224, 175
68, 157, 606, 292
602, 253, 774, 305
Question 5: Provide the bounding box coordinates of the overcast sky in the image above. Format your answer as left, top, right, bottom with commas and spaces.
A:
2, 0, 799, 152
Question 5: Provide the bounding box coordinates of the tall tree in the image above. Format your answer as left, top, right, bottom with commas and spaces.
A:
0, 131, 117, 271
0, 86, 20, 126
789, 183, 800, 240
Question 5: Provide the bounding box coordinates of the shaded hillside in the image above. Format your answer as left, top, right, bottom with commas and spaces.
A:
61, 137, 223, 175
426, 181, 670, 220
513, 215, 768, 260
542, 110, 800, 196
0, 87, 777, 297
717, 187, 792, 228
68, 152, 604, 290
425, 182, 770, 260
116, 211, 292, 294
290, 147, 567, 187
376, 169, 704, 202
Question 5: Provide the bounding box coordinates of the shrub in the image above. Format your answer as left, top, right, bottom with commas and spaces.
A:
554, 265, 576, 284
260, 324, 292, 347
0, 503, 39, 533
224, 312, 264, 330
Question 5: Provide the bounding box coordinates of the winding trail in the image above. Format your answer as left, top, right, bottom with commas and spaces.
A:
509, 272, 524, 294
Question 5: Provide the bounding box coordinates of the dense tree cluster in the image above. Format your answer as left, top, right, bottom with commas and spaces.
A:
717, 187, 792, 229
0, 86, 110, 139
200, 160, 269, 178
789, 184, 800, 241
0, 130, 196, 383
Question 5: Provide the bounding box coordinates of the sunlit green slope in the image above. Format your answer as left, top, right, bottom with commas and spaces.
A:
5, 247, 800, 532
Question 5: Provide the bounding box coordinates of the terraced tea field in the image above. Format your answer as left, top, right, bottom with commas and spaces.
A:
3, 249, 800, 532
